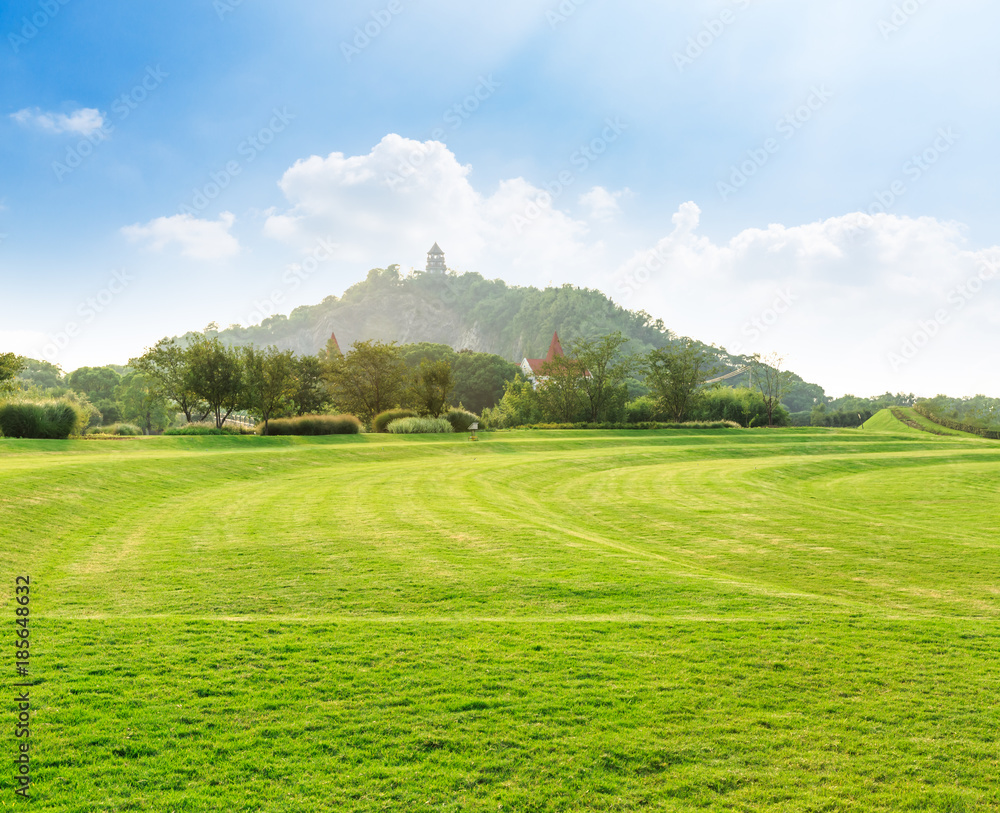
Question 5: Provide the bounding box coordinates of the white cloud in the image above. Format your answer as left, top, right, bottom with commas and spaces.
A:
263, 134, 597, 280
121, 212, 240, 260
610, 204, 1000, 397
261, 134, 1000, 397
580, 186, 628, 221
11, 107, 106, 137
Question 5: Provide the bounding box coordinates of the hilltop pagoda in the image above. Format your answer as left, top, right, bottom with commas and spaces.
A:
426, 243, 446, 273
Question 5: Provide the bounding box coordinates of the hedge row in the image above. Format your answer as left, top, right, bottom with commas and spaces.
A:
913, 404, 1000, 439
508, 420, 743, 431
258, 414, 362, 436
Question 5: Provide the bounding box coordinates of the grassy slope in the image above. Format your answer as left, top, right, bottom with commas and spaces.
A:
863, 407, 981, 437
862, 408, 924, 433
3, 429, 1000, 811
896, 406, 983, 437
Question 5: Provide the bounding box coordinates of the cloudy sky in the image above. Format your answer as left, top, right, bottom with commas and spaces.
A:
1, 0, 997, 397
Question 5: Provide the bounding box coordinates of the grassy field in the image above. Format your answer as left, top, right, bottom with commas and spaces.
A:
2, 422, 1000, 811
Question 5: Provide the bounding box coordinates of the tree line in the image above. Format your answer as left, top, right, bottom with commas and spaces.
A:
5, 334, 964, 436
7, 336, 517, 433
2, 337, 798, 433
483, 334, 792, 428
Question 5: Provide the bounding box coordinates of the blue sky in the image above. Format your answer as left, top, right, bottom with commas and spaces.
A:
1, 0, 997, 396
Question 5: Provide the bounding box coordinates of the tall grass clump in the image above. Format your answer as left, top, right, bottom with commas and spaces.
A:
0, 399, 87, 439
88, 423, 143, 436
259, 414, 362, 436
386, 417, 454, 434
625, 395, 663, 424
373, 408, 418, 433
444, 408, 479, 432
164, 422, 248, 436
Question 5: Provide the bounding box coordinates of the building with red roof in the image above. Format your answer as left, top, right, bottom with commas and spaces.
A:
520, 331, 565, 377
520, 332, 590, 384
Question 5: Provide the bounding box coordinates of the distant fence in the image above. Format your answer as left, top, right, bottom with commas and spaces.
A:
223, 413, 256, 429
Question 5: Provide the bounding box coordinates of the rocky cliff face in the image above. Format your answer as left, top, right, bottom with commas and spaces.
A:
251, 290, 523, 361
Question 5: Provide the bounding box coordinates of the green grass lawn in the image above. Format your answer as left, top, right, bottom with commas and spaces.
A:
2, 427, 1000, 811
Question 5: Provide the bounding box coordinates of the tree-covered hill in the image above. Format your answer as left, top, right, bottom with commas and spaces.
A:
207, 267, 679, 362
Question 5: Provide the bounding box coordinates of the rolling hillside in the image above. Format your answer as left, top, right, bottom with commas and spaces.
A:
206, 267, 710, 363
864, 407, 983, 437
176, 266, 826, 402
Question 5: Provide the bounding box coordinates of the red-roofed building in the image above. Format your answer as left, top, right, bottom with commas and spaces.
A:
321, 331, 342, 359
521, 331, 564, 377
520, 332, 590, 384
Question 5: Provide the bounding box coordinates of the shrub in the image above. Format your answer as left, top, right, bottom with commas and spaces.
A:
691, 387, 790, 427
163, 422, 248, 436
480, 405, 502, 430
0, 400, 86, 439
88, 423, 143, 436
386, 417, 454, 434
444, 408, 479, 432
259, 414, 362, 436
789, 410, 812, 427
373, 408, 418, 433
625, 395, 662, 424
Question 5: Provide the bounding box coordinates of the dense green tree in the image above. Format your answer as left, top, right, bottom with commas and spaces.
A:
185, 337, 246, 428
94, 399, 123, 426
644, 340, 721, 422
0, 353, 25, 395
410, 359, 454, 417
451, 351, 520, 414
116, 372, 170, 434
781, 376, 827, 412
67, 366, 121, 403
12, 358, 61, 390
130, 338, 209, 423
482, 375, 542, 428
400, 343, 456, 370
290, 355, 332, 416
537, 354, 587, 423
242, 346, 298, 433
324, 340, 408, 424
567, 332, 634, 422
